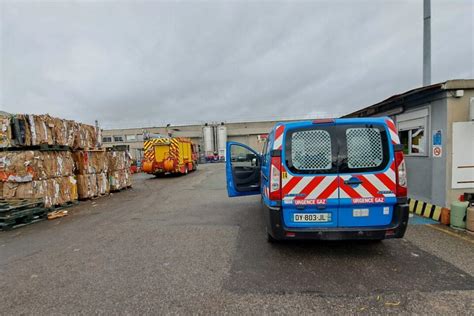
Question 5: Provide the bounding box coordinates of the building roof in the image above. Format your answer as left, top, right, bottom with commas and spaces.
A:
344, 79, 474, 118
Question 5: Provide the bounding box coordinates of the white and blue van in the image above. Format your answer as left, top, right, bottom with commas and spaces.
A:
226, 117, 409, 242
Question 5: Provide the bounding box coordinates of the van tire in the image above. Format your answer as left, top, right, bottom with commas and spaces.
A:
266, 233, 277, 243
266, 227, 278, 243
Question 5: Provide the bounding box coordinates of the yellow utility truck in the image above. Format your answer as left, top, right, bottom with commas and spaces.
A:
142, 137, 198, 176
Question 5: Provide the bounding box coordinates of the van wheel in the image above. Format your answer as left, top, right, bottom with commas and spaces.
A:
266, 228, 278, 243
267, 233, 278, 243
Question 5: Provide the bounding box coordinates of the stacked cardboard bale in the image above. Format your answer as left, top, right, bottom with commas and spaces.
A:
0, 113, 132, 209
0, 151, 77, 207
0, 116, 12, 148
0, 114, 97, 149
107, 150, 132, 191
0, 113, 100, 208
72, 150, 110, 199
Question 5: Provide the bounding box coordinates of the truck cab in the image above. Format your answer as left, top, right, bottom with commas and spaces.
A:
226, 117, 409, 241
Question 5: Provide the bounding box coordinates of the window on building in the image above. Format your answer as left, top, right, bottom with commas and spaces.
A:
136, 134, 144, 141
113, 135, 124, 142
102, 136, 112, 143
125, 134, 136, 141
399, 128, 426, 155
396, 108, 428, 156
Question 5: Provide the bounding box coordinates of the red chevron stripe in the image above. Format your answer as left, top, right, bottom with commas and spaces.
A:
375, 172, 396, 191
294, 176, 325, 200
386, 119, 397, 134
340, 180, 362, 199
318, 178, 339, 199
282, 176, 302, 195
275, 125, 284, 140
358, 175, 384, 197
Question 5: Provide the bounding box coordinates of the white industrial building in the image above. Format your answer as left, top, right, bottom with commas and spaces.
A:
102, 119, 297, 162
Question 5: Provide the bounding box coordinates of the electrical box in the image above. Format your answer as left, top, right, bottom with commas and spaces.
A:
454, 90, 464, 98
452, 121, 474, 189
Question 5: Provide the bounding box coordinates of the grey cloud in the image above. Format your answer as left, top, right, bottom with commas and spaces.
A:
1, 0, 472, 129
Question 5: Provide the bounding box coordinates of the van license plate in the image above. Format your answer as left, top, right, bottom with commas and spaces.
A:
294, 213, 330, 222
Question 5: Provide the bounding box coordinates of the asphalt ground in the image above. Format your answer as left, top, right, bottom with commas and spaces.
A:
1, 164, 473, 314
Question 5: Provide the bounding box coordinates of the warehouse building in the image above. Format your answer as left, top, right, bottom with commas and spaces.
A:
345, 79, 474, 209
102, 119, 296, 163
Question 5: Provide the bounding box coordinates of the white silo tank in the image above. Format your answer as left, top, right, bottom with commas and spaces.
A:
217, 124, 227, 161
203, 125, 214, 157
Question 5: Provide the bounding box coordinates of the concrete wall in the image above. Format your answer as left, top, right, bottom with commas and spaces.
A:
445, 89, 474, 205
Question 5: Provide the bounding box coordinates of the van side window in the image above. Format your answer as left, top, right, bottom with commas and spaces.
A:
346, 128, 383, 168
291, 130, 332, 170
261, 139, 268, 165
262, 132, 273, 165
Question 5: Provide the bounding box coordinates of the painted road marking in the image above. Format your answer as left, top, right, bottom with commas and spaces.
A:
409, 214, 438, 225
427, 224, 474, 245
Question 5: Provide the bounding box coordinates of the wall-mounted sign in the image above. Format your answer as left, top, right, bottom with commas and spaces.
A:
433, 129, 442, 146
432, 130, 442, 158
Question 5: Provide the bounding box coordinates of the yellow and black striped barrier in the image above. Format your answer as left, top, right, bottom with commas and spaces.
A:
408, 198, 443, 221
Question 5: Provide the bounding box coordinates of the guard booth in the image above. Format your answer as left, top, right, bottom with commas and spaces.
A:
345, 80, 474, 214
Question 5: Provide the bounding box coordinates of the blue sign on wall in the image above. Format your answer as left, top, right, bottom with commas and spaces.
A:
433, 130, 442, 146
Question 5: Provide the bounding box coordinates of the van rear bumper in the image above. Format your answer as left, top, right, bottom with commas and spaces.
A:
263, 201, 409, 241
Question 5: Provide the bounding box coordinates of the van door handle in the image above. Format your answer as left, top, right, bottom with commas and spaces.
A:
344, 179, 363, 185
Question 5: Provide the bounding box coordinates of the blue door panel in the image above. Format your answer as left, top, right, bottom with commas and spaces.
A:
225, 141, 261, 198
338, 197, 397, 227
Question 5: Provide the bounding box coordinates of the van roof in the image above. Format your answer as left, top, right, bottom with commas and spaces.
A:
274, 117, 391, 130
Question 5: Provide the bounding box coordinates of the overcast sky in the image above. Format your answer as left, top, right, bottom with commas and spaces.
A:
0, 0, 472, 128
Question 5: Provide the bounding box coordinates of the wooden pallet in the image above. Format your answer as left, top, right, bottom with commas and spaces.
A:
0, 198, 44, 212
0, 199, 79, 231
106, 146, 128, 152
110, 185, 132, 193
46, 200, 79, 212
78, 193, 109, 201
0, 198, 48, 231
73, 147, 106, 152
0, 144, 71, 152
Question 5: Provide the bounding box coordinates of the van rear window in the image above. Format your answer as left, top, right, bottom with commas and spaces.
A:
285, 124, 389, 174
346, 127, 383, 169
291, 130, 332, 170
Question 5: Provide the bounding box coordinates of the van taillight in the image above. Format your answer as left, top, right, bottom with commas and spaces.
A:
269, 156, 281, 200
394, 151, 407, 198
